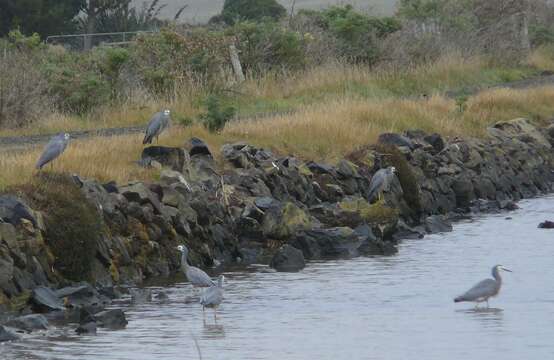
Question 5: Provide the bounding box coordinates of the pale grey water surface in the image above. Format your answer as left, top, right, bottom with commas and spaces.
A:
3, 195, 554, 359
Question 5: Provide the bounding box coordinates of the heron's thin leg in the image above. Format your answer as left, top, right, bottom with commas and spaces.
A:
486, 300, 489, 308
214, 309, 217, 322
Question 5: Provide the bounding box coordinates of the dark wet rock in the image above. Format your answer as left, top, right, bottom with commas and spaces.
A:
355, 224, 398, 255
290, 227, 365, 260
254, 197, 281, 211
270, 245, 305, 272
222, 143, 252, 168
141, 146, 185, 171
95, 309, 128, 329
0, 196, 36, 226
31, 287, 64, 312
393, 220, 426, 240
378, 133, 414, 150
424, 215, 453, 234
188, 137, 212, 157
120, 183, 163, 214
76, 322, 97, 335
155, 291, 169, 301
424, 133, 445, 153
6, 314, 48, 332
130, 288, 152, 304
0, 325, 19, 342
538, 220, 554, 229
451, 177, 475, 208
102, 181, 119, 193
306, 162, 335, 175
499, 200, 519, 211
56, 284, 103, 308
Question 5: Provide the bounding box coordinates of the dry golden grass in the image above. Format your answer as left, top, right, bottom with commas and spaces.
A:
3, 85, 554, 190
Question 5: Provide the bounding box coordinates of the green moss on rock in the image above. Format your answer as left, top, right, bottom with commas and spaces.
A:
339, 198, 398, 225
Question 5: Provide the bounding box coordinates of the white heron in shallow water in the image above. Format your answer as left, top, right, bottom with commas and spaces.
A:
177, 245, 215, 288
454, 265, 512, 308
200, 275, 224, 320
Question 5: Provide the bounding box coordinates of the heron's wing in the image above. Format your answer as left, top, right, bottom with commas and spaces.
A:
145, 112, 163, 135
367, 169, 386, 200
458, 279, 497, 301
188, 266, 215, 287
36, 137, 66, 168
200, 286, 223, 306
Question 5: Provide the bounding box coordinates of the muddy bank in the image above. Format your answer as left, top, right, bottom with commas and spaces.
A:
0, 117, 553, 333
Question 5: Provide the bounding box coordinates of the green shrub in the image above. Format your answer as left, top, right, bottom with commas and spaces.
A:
530, 24, 554, 47
16, 173, 103, 282
229, 20, 308, 71
221, 0, 286, 24
130, 28, 229, 94
299, 5, 400, 64
200, 95, 236, 133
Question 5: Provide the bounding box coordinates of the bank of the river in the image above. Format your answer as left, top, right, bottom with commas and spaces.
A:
0, 117, 553, 338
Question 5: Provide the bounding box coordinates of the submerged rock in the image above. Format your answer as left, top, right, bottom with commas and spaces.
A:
6, 314, 48, 332
270, 245, 306, 272
538, 220, 554, 229
424, 215, 453, 234
0, 325, 19, 342
95, 309, 128, 329
291, 227, 365, 259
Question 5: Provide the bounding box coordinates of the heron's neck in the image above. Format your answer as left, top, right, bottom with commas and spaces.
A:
180, 252, 189, 270
492, 268, 502, 283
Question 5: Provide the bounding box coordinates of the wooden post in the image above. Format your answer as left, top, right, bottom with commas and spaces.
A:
229, 44, 245, 83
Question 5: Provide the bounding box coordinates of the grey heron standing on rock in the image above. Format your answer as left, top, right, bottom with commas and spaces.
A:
177, 245, 215, 288
200, 275, 224, 321
35, 133, 70, 170
454, 265, 512, 308
143, 109, 171, 144
368, 166, 397, 202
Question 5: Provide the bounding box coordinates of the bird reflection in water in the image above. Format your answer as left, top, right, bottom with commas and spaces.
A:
202, 320, 225, 339
457, 307, 505, 329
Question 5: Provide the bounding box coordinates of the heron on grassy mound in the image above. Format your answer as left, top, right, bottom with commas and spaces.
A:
454, 265, 512, 308
177, 245, 215, 288
36, 133, 70, 170
143, 109, 171, 145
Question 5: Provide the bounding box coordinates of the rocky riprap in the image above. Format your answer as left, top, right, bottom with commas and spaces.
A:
1, 118, 553, 338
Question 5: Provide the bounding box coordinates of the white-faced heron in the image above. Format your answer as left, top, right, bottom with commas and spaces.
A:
143, 109, 171, 144
36, 133, 70, 170
454, 265, 512, 307
200, 275, 224, 320
368, 166, 397, 202
177, 245, 215, 288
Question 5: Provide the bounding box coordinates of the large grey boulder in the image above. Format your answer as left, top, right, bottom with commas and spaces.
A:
6, 314, 48, 332
31, 286, 64, 312
0, 195, 36, 226
120, 182, 163, 214
141, 146, 185, 171
270, 245, 305, 272
290, 227, 365, 259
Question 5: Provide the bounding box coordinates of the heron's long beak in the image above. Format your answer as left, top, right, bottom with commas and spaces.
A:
501, 267, 512, 272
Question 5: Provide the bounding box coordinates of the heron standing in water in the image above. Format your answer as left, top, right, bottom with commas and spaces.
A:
201, 275, 224, 321
177, 245, 215, 288
454, 265, 512, 308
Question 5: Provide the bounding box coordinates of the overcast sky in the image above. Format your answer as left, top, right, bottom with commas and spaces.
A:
132, 0, 398, 24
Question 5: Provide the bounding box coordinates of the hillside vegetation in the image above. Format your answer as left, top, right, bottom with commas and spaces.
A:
2, 1, 554, 189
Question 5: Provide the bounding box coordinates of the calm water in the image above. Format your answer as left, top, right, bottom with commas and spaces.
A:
3, 196, 554, 360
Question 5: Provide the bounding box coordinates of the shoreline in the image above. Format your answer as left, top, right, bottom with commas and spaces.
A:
0, 117, 553, 336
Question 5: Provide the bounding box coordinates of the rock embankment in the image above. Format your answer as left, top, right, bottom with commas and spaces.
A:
0, 117, 553, 330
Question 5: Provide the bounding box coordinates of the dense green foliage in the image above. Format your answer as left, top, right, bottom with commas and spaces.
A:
0, 0, 81, 37
200, 96, 237, 133
300, 5, 401, 64
220, 0, 286, 24
17, 173, 103, 281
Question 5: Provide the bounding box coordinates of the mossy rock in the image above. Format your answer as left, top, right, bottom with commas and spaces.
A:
263, 202, 312, 240
12, 173, 104, 282
338, 198, 399, 225
10, 290, 31, 312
